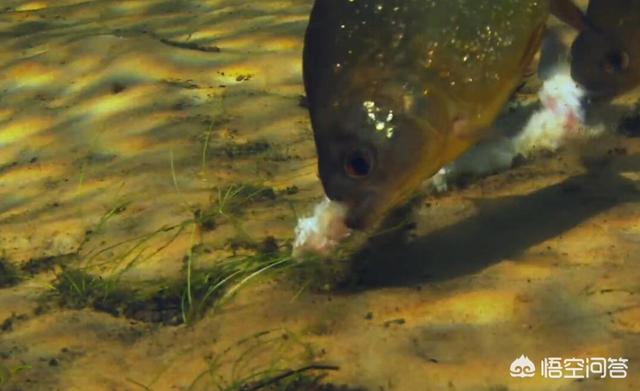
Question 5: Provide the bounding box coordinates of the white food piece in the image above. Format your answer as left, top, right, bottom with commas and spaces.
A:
514, 69, 599, 156
430, 67, 603, 192
292, 197, 351, 257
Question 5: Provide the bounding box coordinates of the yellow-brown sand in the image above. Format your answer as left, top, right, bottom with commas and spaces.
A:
0, 1, 638, 390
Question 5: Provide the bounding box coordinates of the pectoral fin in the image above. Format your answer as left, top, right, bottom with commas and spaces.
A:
550, 0, 591, 32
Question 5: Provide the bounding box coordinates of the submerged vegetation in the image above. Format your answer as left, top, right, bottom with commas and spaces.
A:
44, 175, 350, 324
42, 139, 309, 325
0, 363, 30, 388
52, 268, 123, 310
184, 329, 359, 391
180, 247, 292, 325
50, 246, 293, 325
2, 101, 357, 389
195, 183, 278, 239
25, 107, 341, 329
49, 194, 294, 324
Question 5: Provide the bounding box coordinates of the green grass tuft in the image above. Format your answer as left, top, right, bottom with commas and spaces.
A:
180, 246, 292, 325
52, 269, 129, 312
49, 245, 292, 326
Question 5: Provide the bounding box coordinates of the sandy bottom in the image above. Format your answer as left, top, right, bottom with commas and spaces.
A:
0, 1, 639, 390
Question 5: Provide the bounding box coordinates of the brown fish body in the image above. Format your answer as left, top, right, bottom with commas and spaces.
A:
303, 0, 550, 229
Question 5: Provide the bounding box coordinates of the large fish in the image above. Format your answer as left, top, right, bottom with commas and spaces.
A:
303, 0, 552, 230
570, 0, 640, 97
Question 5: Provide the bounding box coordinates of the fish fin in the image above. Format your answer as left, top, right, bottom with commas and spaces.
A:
550, 0, 590, 31
452, 117, 470, 138
519, 23, 546, 74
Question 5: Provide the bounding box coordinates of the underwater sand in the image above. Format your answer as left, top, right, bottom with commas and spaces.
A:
0, 1, 639, 390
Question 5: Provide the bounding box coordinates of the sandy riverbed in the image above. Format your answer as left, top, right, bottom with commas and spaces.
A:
0, 1, 639, 390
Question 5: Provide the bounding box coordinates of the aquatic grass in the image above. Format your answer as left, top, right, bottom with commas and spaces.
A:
177, 175, 292, 325
64, 174, 333, 325
175, 144, 276, 219
49, 152, 196, 316
50, 267, 180, 322
54, 143, 297, 325
91, 198, 130, 236
211, 184, 277, 216
0, 363, 31, 387
79, 175, 191, 275
201, 119, 215, 172
180, 248, 294, 325
189, 183, 279, 248
170, 148, 196, 214
54, 269, 98, 308
0, 363, 8, 386
52, 268, 127, 311
79, 184, 286, 283
176, 141, 274, 240
222, 256, 290, 300
82, 220, 192, 273
74, 134, 104, 190
49, 245, 294, 325
80, 148, 214, 274
187, 329, 339, 391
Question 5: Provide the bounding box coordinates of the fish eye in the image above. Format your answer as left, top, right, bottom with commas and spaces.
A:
343, 148, 374, 179
603, 50, 630, 74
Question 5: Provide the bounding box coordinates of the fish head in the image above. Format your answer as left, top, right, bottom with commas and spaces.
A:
303, 0, 538, 231
310, 74, 457, 230
570, 29, 634, 97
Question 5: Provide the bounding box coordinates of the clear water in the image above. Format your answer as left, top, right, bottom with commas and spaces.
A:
0, 1, 638, 390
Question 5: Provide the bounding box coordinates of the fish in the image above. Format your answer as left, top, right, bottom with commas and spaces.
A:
570, 0, 640, 97
303, 0, 551, 230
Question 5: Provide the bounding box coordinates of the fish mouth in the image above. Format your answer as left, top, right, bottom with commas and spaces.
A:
342, 191, 383, 230
319, 176, 380, 231
344, 210, 369, 230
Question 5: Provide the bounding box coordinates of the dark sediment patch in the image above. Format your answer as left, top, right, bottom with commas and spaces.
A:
0, 259, 20, 288
213, 141, 272, 158
21, 254, 75, 276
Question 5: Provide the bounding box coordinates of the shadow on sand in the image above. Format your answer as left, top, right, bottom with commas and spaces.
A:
345, 159, 640, 289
